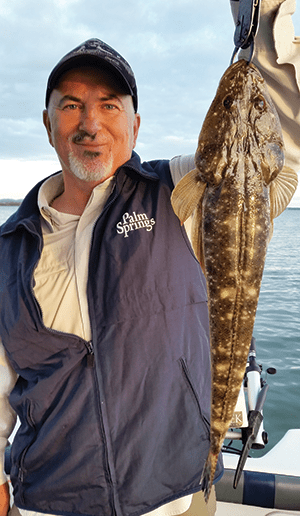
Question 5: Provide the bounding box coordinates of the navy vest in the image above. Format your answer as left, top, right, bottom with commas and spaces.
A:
0, 153, 222, 516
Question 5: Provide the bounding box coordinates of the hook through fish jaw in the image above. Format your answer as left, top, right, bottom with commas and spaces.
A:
230, 38, 255, 66
230, 0, 260, 65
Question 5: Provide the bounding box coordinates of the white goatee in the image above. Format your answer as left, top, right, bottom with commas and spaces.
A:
68, 152, 113, 182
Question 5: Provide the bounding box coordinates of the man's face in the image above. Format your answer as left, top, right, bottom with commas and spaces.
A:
43, 66, 140, 185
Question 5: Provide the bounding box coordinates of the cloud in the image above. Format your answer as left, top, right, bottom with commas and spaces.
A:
0, 0, 234, 163
0, 158, 60, 199
0, 0, 299, 203
0, 117, 55, 160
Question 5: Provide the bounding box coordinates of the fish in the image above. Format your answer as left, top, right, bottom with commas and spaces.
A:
171, 59, 298, 502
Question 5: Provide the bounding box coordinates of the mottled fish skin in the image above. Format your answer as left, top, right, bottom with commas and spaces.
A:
171, 59, 290, 502
200, 155, 272, 500
198, 61, 285, 501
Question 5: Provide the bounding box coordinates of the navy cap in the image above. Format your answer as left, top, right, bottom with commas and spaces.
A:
45, 38, 138, 112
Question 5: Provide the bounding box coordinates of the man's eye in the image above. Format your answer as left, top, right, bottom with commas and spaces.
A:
63, 104, 79, 111
104, 103, 118, 111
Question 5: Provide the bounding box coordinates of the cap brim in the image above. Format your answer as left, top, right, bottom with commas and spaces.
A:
46, 54, 134, 107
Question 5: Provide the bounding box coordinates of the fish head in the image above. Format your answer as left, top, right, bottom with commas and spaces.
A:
195, 60, 284, 187
245, 65, 285, 186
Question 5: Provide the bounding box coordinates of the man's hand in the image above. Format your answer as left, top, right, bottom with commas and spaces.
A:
0, 482, 10, 516
230, 0, 286, 23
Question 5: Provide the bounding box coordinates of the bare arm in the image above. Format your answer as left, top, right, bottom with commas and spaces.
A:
0, 482, 9, 516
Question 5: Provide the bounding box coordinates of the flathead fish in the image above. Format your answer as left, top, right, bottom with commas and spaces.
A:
171, 59, 298, 501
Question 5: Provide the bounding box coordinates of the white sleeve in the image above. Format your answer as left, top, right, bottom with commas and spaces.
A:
169, 155, 196, 242
169, 154, 195, 186
0, 341, 18, 484
233, 0, 300, 173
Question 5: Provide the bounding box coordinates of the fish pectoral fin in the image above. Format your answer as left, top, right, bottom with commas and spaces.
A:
269, 165, 298, 220
171, 168, 206, 223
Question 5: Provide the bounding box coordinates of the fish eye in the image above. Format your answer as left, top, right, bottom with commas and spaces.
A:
223, 96, 233, 109
253, 96, 265, 111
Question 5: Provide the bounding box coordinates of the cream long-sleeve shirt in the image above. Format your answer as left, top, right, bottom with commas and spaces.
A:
1, 0, 300, 514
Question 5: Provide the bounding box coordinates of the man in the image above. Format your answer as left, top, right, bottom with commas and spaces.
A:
0, 1, 299, 515
0, 37, 222, 516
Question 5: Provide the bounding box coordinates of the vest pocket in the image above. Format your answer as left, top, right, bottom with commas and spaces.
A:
14, 400, 37, 503
178, 356, 210, 433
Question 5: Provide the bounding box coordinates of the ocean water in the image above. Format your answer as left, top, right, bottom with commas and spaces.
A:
252, 207, 300, 455
0, 205, 19, 225
0, 205, 299, 456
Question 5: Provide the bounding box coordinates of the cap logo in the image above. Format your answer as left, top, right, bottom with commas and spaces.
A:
70, 39, 135, 82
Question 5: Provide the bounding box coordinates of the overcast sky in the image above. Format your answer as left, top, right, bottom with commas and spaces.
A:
1, 0, 299, 206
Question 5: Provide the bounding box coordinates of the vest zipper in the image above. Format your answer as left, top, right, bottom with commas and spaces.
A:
86, 181, 121, 515
18, 400, 36, 503
26, 183, 119, 513
90, 359, 117, 514
86, 340, 94, 367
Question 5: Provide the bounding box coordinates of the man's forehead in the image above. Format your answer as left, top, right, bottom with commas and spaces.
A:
55, 65, 129, 95
48, 65, 136, 113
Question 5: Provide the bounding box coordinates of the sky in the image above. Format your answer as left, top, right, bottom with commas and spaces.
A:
0, 0, 299, 206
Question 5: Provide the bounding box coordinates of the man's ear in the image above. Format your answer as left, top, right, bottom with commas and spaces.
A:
132, 113, 141, 149
43, 109, 54, 148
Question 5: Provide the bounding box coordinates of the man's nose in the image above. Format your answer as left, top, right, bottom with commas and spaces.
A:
79, 107, 102, 135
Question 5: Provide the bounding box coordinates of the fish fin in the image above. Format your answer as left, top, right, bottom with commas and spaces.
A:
171, 168, 206, 223
201, 458, 213, 504
269, 166, 298, 220
201, 452, 218, 504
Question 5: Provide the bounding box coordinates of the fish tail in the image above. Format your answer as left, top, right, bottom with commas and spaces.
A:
201, 461, 212, 503
201, 451, 218, 503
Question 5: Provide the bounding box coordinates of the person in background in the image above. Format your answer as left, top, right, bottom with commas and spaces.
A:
0, 1, 299, 516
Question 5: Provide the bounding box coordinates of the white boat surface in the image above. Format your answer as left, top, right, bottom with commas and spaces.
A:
216, 429, 300, 515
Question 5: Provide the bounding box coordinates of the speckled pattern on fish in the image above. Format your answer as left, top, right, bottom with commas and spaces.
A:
171, 59, 298, 502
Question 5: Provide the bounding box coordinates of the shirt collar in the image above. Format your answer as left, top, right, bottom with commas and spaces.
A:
38, 171, 115, 230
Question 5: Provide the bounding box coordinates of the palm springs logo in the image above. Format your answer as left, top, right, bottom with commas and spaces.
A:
116, 212, 155, 238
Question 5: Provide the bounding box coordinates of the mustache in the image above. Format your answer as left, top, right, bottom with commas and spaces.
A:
71, 130, 97, 144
